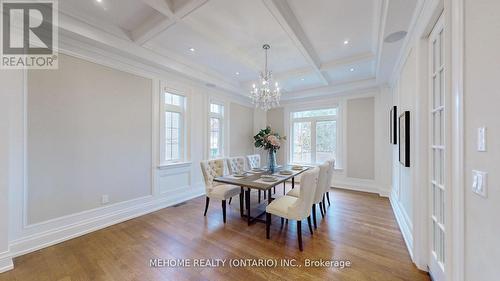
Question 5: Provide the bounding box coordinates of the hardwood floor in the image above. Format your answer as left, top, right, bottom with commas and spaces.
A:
0, 186, 429, 281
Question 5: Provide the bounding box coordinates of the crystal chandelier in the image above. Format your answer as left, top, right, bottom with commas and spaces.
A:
250, 44, 280, 111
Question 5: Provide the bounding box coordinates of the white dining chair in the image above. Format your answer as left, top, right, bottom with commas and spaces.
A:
287, 162, 330, 229
246, 154, 261, 169
246, 154, 276, 197
324, 159, 335, 207
265, 167, 319, 251
226, 156, 249, 205
226, 156, 247, 174
200, 159, 243, 223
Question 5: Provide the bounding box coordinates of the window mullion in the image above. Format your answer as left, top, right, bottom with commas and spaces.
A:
311, 120, 317, 164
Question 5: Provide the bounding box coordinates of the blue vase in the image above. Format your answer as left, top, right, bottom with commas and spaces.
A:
268, 149, 277, 173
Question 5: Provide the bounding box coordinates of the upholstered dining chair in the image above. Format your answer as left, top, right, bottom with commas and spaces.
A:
324, 159, 335, 207
226, 156, 248, 205
226, 156, 247, 174
246, 154, 260, 170
246, 154, 276, 197
200, 159, 243, 223
266, 167, 319, 251
287, 162, 330, 229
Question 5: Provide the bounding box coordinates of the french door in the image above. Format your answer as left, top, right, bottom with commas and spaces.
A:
428, 13, 446, 281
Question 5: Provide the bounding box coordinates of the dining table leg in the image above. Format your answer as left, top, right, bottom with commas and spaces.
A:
245, 189, 251, 226
292, 177, 295, 189
268, 188, 272, 225
239, 187, 244, 217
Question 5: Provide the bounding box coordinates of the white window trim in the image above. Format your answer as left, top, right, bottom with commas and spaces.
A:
208, 98, 226, 159
284, 102, 344, 168
159, 84, 189, 166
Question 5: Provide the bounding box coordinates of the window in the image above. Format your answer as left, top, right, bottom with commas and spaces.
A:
291, 108, 338, 164
209, 102, 224, 158
163, 92, 186, 163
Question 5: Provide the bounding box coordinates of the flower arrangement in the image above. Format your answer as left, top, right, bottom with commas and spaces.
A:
253, 126, 286, 151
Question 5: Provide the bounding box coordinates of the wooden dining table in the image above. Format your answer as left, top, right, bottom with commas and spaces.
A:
213, 165, 310, 225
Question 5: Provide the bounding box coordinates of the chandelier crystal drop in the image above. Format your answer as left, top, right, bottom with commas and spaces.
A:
250, 44, 281, 111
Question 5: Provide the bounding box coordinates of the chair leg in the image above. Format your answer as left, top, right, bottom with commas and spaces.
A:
258, 190, 261, 203
264, 190, 267, 199
307, 216, 313, 235
266, 213, 271, 239
273, 186, 276, 194
283, 182, 286, 195
222, 200, 227, 223
312, 204, 317, 229
204, 197, 210, 216
280, 217, 284, 228
320, 203, 325, 218
229, 197, 232, 205
322, 200, 327, 216
297, 220, 303, 251
326, 191, 331, 206
239, 189, 244, 217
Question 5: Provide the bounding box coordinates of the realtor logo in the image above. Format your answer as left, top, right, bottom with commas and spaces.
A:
1, 0, 58, 69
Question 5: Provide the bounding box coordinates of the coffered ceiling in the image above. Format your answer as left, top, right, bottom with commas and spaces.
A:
58, 0, 418, 100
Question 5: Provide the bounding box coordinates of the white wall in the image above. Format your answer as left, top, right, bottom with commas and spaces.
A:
266, 107, 285, 165
391, 48, 417, 241
26, 54, 153, 224
2, 35, 255, 270
0, 70, 23, 272
390, 44, 420, 257
464, 0, 500, 279
252, 108, 267, 161
229, 103, 254, 157
346, 97, 375, 180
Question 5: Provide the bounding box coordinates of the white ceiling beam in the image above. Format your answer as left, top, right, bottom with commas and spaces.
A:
130, 14, 175, 45
281, 78, 378, 102
373, 0, 389, 82
173, 0, 209, 18
135, 0, 209, 46
262, 0, 329, 86
241, 52, 376, 87
140, 0, 175, 18
320, 52, 375, 71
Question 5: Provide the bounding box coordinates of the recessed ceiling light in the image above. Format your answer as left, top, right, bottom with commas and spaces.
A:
344, 40, 349, 45
235, 72, 239, 75
96, 0, 102, 3
189, 47, 195, 52
350, 68, 355, 72
301, 78, 305, 81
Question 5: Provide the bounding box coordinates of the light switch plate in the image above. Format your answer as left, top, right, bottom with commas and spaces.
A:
477, 127, 487, 152
472, 170, 487, 198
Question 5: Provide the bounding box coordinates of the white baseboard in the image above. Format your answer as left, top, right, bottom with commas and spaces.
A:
0, 252, 13, 274
389, 191, 414, 259
9, 187, 205, 262
333, 178, 390, 197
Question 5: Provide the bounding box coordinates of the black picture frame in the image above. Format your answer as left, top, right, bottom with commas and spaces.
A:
390, 106, 397, 144
399, 111, 410, 167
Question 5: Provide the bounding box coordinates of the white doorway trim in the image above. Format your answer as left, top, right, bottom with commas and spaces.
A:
448, 0, 465, 280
